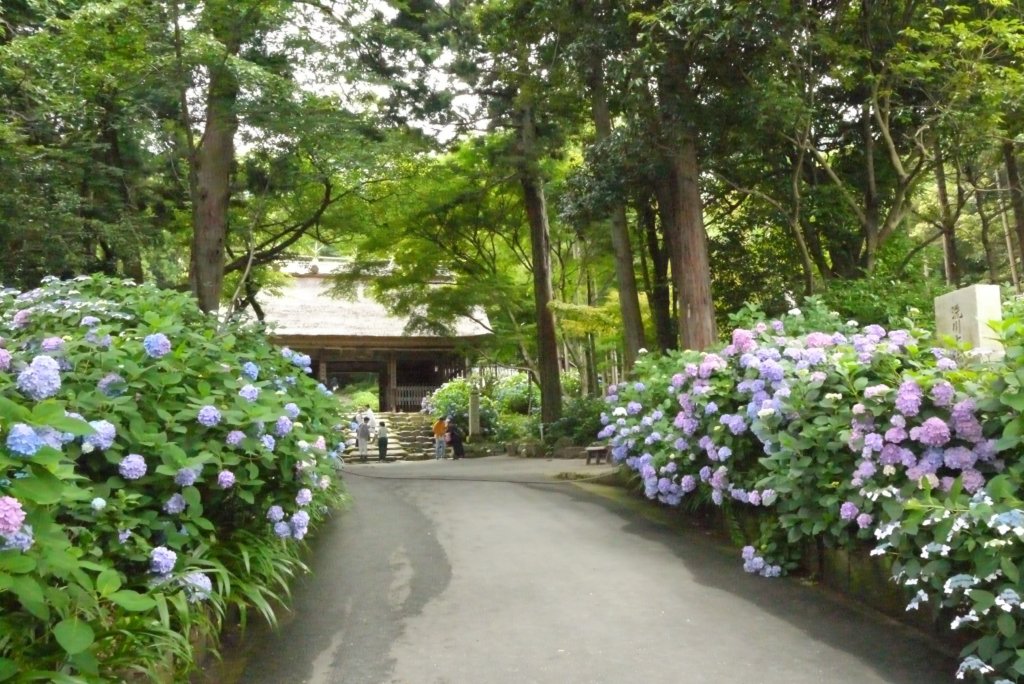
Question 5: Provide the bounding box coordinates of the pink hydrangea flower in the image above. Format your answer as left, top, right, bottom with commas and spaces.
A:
0, 496, 27, 536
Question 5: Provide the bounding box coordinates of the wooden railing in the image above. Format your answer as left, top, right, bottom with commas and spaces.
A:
390, 386, 435, 412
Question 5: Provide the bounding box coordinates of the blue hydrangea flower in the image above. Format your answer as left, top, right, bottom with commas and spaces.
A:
84, 420, 117, 451
143, 333, 172, 359
241, 362, 259, 380
150, 546, 177, 575
80, 316, 100, 327
182, 571, 213, 603
284, 403, 300, 419
97, 373, 126, 397
239, 384, 260, 402
163, 493, 187, 515
16, 355, 61, 400
275, 416, 293, 436
6, 424, 42, 457
217, 470, 235, 489
118, 454, 147, 480
261, 434, 276, 451
267, 505, 285, 523
273, 521, 291, 538
174, 468, 199, 487
226, 430, 245, 447
197, 405, 221, 427
118, 529, 131, 543
1, 525, 34, 552
296, 488, 312, 506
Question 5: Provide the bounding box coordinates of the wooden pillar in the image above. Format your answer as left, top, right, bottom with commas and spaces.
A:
387, 354, 397, 412
317, 354, 327, 383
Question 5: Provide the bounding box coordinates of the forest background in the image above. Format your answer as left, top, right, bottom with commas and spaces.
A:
3, 0, 1024, 424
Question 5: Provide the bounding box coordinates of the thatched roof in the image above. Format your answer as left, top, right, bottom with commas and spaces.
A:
258, 259, 491, 340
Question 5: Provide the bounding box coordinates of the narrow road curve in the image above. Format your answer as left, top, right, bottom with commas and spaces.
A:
223, 457, 956, 684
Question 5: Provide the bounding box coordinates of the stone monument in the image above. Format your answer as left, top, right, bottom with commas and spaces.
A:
468, 383, 481, 437
934, 284, 1003, 353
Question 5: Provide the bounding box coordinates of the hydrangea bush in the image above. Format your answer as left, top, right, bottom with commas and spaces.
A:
601, 302, 1024, 682
0, 276, 347, 680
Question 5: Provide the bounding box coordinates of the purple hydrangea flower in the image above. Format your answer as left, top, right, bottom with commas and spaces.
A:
84, 420, 117, 451
760, 489, 778, 506
97, 373, 126, 397
275, 416, 293, 436
296, 488, 312, 506
944, 446, 976, 471
239, 384, 260, 402
40, 336, 63, 352
16, 355, 61, 400
273, 521, 291, 538
174, 468, 199, 487
261, 434, 276, 451
118, 454, 147, 480
937, 357, 958, 371
856, 513, 873, 529
80, 316, 100, 327
0, 348, 10, 372
931, 381, 955, 407
840, 502, 859, 521
164, 493, 187, 515
267, 505, 285, 523
150, 546, 177, 575
626, 401, 642, 415
197, 405, 221, 427
290, 510, 311, 539
242, 362, 259, 381
6, 424, 42, 456
894, 381, 922, 416
182, 572, 213, 603
118, 529, 131, 543
910, 417, 952, 447
143, 333, 172, 359
226, 430, 246, 447
0, 496, 27, 535
12, 309, 30, 328
284, 402, 300, 419
680, 475, 696, 492
217, 470, 236, 489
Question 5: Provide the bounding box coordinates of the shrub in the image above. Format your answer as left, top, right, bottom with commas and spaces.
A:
491, 373, 540, 415
0, 276, 347, 680
601, 304, 1024, 682
546, 396, 605, 446
422, 377, 498, 436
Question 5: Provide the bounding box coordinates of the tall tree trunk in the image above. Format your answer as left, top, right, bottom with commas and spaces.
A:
670, 133, 716, 349
585, 269, 599, 398
966, 166, 998, 282
188, 57, 238, 312
587, 54, 645, 369
933, 142, 960, 286
1003, 141, 1024, 276
658, 51, 716, 350
517, 105, 562, 423
637, 194, 674, 351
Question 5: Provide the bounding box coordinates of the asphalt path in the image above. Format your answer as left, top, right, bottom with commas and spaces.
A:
222, 456, 957, 684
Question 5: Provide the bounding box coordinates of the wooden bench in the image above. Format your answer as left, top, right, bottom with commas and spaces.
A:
585, 445, 609, 465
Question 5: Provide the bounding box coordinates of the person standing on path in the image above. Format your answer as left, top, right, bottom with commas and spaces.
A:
446, 422, 465, 460
356, 417, 372, 462
377, 421, 389, 462
432, 417, 447, 460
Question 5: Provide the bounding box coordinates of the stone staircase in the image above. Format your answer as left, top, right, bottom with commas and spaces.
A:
344, 412, 437, 462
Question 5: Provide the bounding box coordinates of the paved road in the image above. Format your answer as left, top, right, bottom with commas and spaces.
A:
222, 456, 957, 684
